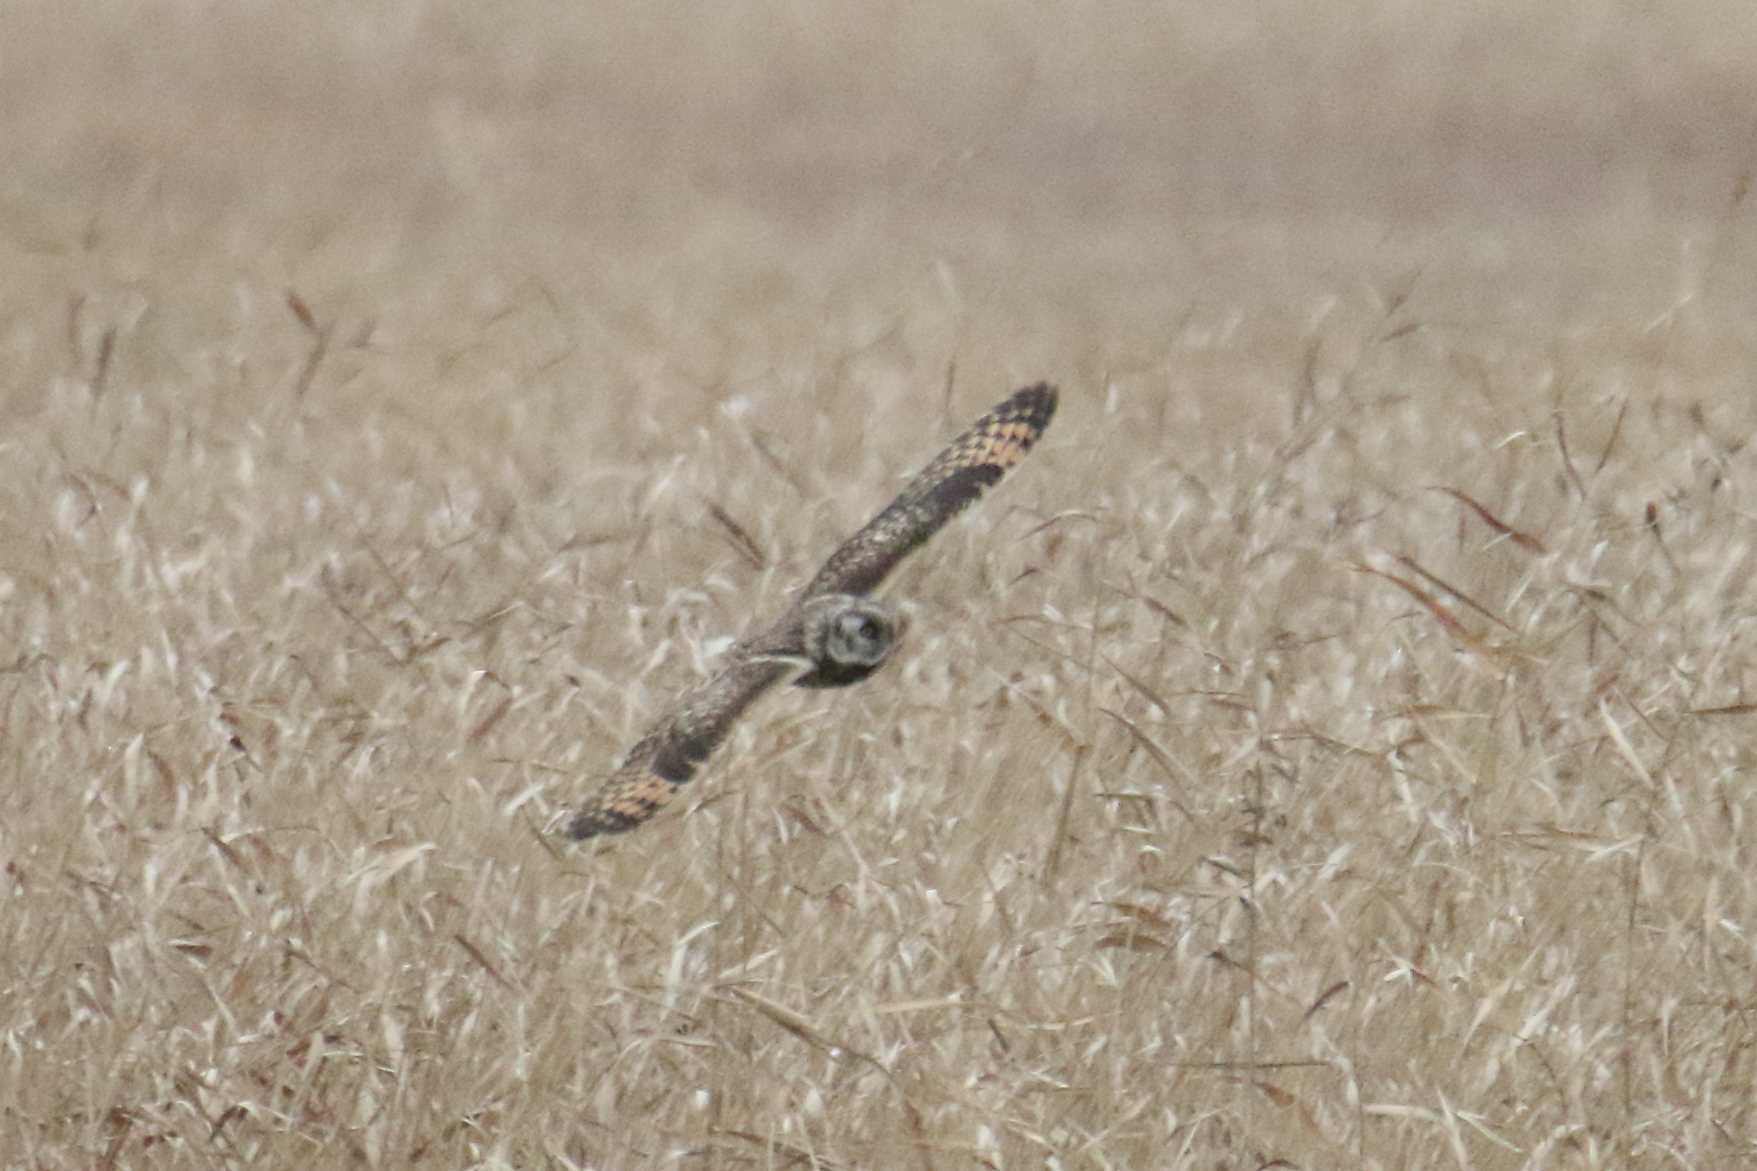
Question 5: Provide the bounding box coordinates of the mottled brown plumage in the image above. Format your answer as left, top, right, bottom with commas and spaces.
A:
565, 383, 1057, 840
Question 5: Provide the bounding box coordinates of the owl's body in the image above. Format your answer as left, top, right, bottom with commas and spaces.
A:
565, 383, 1057, 840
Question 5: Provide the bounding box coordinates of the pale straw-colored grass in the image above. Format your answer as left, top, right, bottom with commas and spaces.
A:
4, 5, 1756, 1169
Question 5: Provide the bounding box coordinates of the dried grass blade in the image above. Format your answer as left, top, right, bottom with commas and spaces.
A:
287, 290, 331, 399
726, 986, 836, 1052
1301, 980, 1350, 1024
1553, 411, 1588, 498
1431, 486, 1547, 553
1098, 708, 1195, 824
1687, 702, 1757, 718
748, 428, 808, 497
1353, 563, 1477, 645
1597, 699, 1654, 790
1393, 554, 1516, 632
1102, 653, 1171, 716
286, 290, 319, 334
1044, 744, 1089, 887
467, 695, 514, 744
704, 500, 767, 570
1595, 394, 1629, 474
452, 933, 520, 994
93, 326, 117, 401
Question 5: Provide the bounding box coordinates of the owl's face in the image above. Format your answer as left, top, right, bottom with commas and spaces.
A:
795, 594, 903, 688
827, 603, 895, 665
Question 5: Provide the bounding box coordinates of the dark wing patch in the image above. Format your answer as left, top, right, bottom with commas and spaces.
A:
567, 655, 792, 839
564, 748, 677, 837
802, 383, 1058, 599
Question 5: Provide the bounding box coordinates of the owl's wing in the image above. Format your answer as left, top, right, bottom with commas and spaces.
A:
566, 383, 1057, 841
802, 383, 1058, 599
565, 652, 795, 839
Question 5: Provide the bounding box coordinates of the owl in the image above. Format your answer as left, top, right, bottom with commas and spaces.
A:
564, 382, 1058, 839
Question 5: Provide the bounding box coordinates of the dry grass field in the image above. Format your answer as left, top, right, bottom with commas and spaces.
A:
5, 4, 1757, 1168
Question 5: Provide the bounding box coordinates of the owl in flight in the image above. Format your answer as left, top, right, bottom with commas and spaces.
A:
564, 382, 1059, 840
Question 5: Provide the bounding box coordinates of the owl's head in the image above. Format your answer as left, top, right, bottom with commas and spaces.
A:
794, 594, 904, 688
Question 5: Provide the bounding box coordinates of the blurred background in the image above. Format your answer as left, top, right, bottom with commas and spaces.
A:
2, 1, 1754, 433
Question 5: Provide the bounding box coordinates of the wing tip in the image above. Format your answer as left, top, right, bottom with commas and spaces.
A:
564, 806, 633, 840
564, 767, 681, 840
1006, 382, 1059, 427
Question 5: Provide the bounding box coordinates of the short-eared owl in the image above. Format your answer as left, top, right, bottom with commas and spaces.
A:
565, 383, 1058, 839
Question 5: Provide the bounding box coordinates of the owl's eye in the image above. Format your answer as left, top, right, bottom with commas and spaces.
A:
857, 616, 882, 642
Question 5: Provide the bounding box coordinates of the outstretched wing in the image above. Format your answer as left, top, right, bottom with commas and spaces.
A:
565, 382, 1057, 842
802, 383, 1058, 600
565, 654, 793, 838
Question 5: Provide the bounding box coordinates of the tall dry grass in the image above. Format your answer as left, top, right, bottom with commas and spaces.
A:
3, 4, 1757, 1168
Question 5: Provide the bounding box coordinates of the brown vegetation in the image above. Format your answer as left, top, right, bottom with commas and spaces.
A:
3, 4, 1756, 1167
